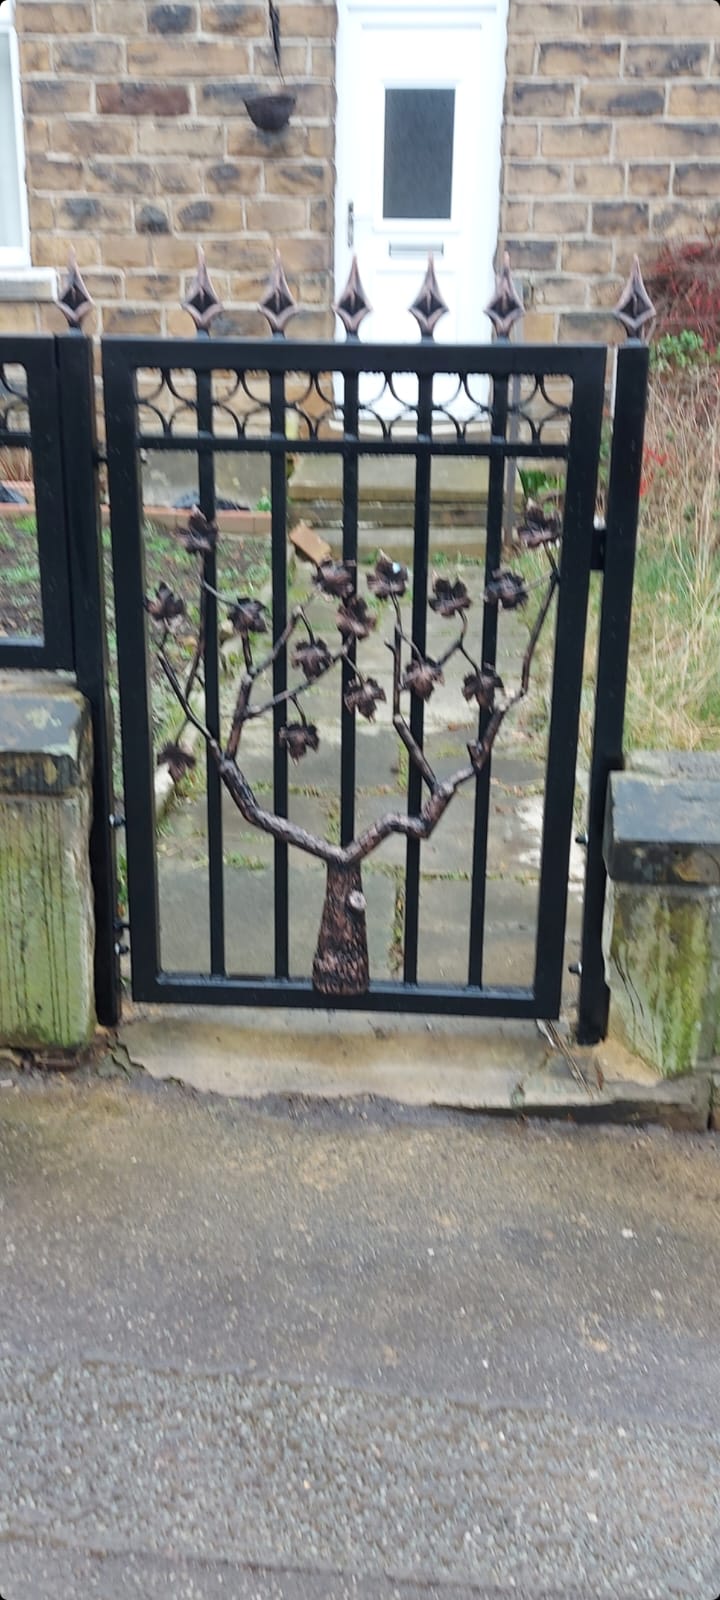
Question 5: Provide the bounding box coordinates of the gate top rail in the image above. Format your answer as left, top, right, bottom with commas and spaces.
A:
103, 335, 610, 376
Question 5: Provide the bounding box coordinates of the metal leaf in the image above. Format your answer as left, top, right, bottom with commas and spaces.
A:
279, 722, 320, 762
367, 553, 408, 600
314, 558, 357, 600
336, 596, 376, 641
227, 597, 269, 636
178, 507, 219, 554
429, 576, 472, 617
401, 657, 444, 702
291, 638, 333, 680
462, 665, 504, 710
157, 743, 196, 783
344, 677, 386, 721
484, 570, 528, 611
145, 582, 185, 623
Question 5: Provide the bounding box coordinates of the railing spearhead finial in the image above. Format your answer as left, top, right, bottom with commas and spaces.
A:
333, 255, 372, 339
182, 245, 224, 333
258, 250, 299, 336
613, 255, 656, 343
485, 251, 524, 339
409, 254, 449, 340
57, 248, 94, 329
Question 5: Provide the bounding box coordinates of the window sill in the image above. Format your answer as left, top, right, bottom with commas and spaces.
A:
0, 267, 58, 302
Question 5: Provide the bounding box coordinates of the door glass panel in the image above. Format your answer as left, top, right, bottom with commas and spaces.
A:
383, 88, 455, 220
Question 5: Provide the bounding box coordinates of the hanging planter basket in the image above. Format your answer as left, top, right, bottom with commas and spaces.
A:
244, 2, 297, 132
244, 91, 296, 132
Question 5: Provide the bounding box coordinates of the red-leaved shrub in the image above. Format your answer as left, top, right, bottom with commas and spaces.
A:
644, 229, 720, 348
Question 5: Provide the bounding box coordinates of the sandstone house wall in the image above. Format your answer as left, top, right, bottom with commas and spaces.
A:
4, 0, 337, 337
501, 0, 720, 341
3, 1, 720, 340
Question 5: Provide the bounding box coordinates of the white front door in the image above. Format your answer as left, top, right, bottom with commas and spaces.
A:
335, 0, 509, 351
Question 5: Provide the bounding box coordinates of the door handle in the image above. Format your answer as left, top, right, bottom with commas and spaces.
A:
347, 201, 355, 248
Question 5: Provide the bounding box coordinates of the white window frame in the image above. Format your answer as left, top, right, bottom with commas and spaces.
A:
0, 0, 32, 270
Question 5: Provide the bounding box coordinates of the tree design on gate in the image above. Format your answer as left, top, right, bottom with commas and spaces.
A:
147, 510, 559, 997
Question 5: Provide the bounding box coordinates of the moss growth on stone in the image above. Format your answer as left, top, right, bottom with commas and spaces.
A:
0, 678, 96, 1050
604, 881, 718, 1078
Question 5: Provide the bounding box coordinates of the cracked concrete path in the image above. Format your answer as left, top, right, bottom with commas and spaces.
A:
0, 1074, 719, 1598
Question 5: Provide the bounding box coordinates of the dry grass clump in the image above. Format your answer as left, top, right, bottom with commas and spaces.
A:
624, 363, 720, 752
0, 445, 32, 484
514, 353, 720, 765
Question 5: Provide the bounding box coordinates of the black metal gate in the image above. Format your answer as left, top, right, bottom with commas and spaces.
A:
0, 276, 648, 1039
101, 329, 648, 1034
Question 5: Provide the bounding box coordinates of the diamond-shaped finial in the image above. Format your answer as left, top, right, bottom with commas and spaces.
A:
333, 255, 372, 338
258, 251, 298, 336
485, 252, 524, 339
57, 248, 94, 329
182, 246, 224, 332
613, 256, 656, 342
409, 255, 449, 339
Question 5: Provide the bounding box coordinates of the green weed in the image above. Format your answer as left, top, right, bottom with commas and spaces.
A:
224, 852, 267, 872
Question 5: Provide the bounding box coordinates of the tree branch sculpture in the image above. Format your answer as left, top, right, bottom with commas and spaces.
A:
148, 510, 559, 996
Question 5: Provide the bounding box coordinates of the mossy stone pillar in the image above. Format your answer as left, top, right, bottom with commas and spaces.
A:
603, 753, 720, 1078
0, 673, 96, 1049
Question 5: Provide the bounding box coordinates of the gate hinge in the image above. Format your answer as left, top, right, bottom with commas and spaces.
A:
591, 519, 606, 571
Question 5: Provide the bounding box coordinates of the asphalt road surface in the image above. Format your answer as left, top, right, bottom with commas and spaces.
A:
0, 1072, 719, 1599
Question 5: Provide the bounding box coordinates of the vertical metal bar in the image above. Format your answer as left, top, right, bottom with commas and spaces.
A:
534, 351, 607, 1017
56, 333, 121, 1026
502, 355, 522, 548
341, 370, 359, 846
578, 342, 649, 1043
270, 368, 289, 978
403, 370, 434, 985
196, 354, 225, 976
468, 372, 509, 986
23, 347, 74, 669
102, 341, 161, 996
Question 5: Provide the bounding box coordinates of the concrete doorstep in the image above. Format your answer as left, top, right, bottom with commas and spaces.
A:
117, 1005, 714, 1134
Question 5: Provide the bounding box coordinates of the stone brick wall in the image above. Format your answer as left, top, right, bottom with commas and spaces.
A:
500, 0, 720, 341
4, 0, 336, 336
6, 0, 720, 345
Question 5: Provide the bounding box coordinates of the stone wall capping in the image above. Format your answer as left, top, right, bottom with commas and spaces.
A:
604, 769, 720, 887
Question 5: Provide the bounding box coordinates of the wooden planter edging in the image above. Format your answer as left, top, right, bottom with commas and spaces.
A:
0, 492, 272, 540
